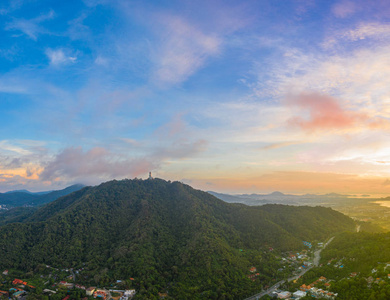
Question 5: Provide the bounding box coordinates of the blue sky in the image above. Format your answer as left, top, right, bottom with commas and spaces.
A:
2, 0, 390, 195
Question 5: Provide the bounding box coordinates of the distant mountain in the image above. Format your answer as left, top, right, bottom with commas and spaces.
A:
5, 189, 32, 194
0, 179, 355, 299
0, 184, 85, 208
208, 190, 354, 206
0, 192, 38, 207
5, 189, 52, 195
268, 191, 286, 196
29, 184, 85, 206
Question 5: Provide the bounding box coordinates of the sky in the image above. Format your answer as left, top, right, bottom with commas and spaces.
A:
1, 0, 390, 196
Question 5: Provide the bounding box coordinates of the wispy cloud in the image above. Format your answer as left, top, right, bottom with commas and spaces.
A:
325, 22, 390, 48
5, 10, 55, 40
0, 0, 27, 15
260, 141, 301, 150
331, 0, 357, 18
151, 15, 221, 87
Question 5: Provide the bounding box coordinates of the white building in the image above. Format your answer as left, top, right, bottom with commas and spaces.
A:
293, 290, 307, 299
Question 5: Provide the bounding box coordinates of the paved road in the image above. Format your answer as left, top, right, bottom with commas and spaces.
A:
243, 237, 335, 300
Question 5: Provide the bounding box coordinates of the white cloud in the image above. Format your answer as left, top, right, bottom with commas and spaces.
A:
45, 48, 77, 66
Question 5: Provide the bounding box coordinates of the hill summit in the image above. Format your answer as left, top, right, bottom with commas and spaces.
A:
0, 178, 355, 299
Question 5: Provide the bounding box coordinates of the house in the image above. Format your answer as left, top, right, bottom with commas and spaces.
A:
2, 270, 8, 276
249, 267, 257, 273
13, 279, 27, 286
319, 276, 327, 281
75, 284, 86, 290
0, 291, 8, 297
93, 289, 108, 300
62, 295, 70, 300
86, 287, 96, 296
13, 291, 24, 298
300, 284, 309, 291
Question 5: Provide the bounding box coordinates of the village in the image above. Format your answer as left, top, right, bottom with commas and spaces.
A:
267, 254, 390, 299
0, 267, 136, 300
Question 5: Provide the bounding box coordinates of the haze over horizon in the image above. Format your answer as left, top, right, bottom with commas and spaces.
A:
1, 0, 390, 196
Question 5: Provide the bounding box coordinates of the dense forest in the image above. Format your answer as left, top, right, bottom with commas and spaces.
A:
0, 179, 355, 299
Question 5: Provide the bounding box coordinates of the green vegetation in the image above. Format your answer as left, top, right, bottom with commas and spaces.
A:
0, 206, 37, 226
0, 179, 355, 299
287, 232, 390, 299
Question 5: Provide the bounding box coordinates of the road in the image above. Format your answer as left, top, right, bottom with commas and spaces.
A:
243, 237, 335, 300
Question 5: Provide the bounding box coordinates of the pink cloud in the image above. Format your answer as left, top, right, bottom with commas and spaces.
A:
332, 1, 357, 18
286, 92, 389, 132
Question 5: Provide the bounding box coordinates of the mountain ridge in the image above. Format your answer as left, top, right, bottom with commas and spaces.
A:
0, 179, 355, 299
0, 184, 85, 208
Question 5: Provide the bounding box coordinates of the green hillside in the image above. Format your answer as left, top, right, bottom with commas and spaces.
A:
0, 179, 355, 299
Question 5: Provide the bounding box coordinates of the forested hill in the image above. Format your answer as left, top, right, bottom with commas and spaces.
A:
0, 179, 355, 299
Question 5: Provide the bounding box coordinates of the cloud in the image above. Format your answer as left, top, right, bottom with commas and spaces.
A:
153, 139, 208, 161
40, 147, 155, 183
5, 10, 55, 40
342, 23, 390, 41
0, 0, 29, 15
325, 22, 390, 48
190, 171, 390, 195
287, 92, 365, 130
151, 15, 221, 87
286, 92, 389, 132
331, 1, 357, 18
260, 141, 301, 150
40, 138, 207, 185
45, 48, 77, 66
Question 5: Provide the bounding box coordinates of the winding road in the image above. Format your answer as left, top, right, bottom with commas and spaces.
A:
243, 237, 335, 300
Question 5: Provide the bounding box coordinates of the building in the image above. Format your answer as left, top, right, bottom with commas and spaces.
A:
13, 291, 24, 298
58, 281, 74, 289
293, 290, 306, 299
277, 291, 291, 299
86, 287, 96, 296
0, 291, 8, 297
124, 290, 136, 297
